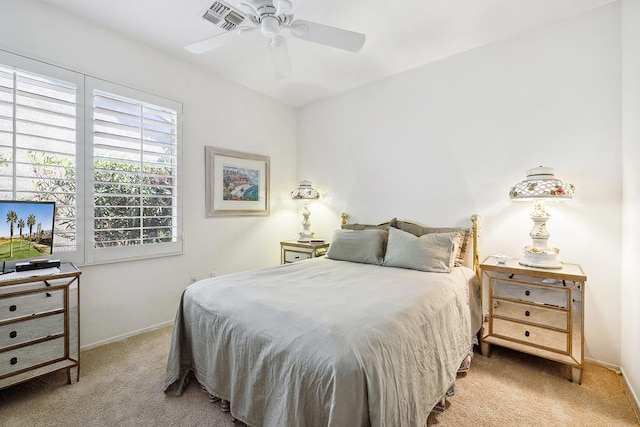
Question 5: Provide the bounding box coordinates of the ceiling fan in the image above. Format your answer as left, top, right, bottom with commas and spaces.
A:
185, 0, 366, 79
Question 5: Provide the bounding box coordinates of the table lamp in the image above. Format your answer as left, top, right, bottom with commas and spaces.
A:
291, 180, 319, 242
509, 166, 574, 268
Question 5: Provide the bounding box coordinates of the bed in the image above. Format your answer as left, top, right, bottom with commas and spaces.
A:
165, 215, 482, 427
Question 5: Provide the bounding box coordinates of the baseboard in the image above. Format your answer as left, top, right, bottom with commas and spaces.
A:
581, 358, 639, 417
80, 320, 174, 351
620, 366, 640, 413
586, 357, 640, 414
585, 356, 618, 370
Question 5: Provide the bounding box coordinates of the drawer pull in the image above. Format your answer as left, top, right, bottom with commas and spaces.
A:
9, 330, 17, 339
525, 290, 531, 296
9, 305, 17, 312
10, 357, 17, 365
524, 331, 530, 337
46, 292, 52, 297
525, 310, 530, 317
295, 256, 300, 259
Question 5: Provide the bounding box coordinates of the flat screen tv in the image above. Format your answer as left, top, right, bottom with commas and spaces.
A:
0, 200, 55, 266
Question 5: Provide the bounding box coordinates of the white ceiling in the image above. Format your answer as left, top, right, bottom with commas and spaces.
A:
39, 0, 614, 107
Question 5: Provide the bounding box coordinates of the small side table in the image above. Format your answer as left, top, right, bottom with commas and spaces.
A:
280, 241, 330, 264
0, 263, 81, 391
480, 256, 586, 383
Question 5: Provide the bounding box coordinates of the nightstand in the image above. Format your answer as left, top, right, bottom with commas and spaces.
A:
280, 241, 330, 264
480, 256, 586, 383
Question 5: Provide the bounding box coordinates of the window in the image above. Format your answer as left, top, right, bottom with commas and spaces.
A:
0, 52, 183, 265
86, 78, 182, 264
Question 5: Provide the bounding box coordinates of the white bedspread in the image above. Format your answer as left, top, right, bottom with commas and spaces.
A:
165, 258, 482, 427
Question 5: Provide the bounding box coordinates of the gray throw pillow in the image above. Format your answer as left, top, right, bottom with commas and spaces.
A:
395, 220, 470, 267
383, 227, 457, 273
327, 229, 388, 265
341, 218, 397, 231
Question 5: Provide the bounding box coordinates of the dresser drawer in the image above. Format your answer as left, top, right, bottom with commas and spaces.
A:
0, 337, 65, 376
284, 250, 312, 263
0, 277, 70, 296
493, 300, 568, 330
0, 290, 64, 321
0, 313, 64, 349
493, 318, 568, 353
493, 280, 568, 308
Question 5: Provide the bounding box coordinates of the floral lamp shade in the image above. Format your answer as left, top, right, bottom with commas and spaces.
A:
510, 167, 574, 269
509, 167, 574, 200
291, 180, 319, 242
290, 180, 320, 200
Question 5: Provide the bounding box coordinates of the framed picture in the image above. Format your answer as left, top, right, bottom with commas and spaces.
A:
205, 146, 270, 217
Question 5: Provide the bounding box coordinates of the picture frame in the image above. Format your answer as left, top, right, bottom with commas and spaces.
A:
205, 146, 270, 217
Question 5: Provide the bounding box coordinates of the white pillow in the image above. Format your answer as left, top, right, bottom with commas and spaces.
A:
383, 227, 456, 272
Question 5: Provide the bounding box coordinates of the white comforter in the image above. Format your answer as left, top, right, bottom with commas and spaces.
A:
165, 258, 482, 427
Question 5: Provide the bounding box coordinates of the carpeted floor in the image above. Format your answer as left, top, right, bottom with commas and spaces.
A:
1, 325, 638, 426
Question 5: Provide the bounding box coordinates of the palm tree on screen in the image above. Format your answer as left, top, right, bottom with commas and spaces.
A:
27, 213, 36, 246
6, 210, 17, 257
17, 218, 25, 250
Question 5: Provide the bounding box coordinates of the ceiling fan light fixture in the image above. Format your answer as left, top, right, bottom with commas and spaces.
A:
261, 16, 280, 38
269, 35, 292, 79
269, 35, 283, 48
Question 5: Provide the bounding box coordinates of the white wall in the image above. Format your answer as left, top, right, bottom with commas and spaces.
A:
0, 0, 299, 347
299, 4, 622, 366
1, 0, 634, 399
621, 0, 640, 406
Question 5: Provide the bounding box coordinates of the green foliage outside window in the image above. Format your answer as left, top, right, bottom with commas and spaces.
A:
28, 151, 176, 248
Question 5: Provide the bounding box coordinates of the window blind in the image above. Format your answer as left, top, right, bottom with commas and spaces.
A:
88, 80, 182, 262
0, 64, 78, 253
0, 51, 183, 266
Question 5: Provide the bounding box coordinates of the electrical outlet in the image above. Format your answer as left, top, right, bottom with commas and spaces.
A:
211, 271, 217, 278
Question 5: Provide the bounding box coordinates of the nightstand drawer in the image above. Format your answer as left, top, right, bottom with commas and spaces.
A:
0, 313, 64, 349
493, 280, 568, 308
280, 241, 329, 264
0, 290, 65, 321
493, 300, 568, 330
0, 337, 65, 376
284, 250, 312, 263
493, 318, 568, 353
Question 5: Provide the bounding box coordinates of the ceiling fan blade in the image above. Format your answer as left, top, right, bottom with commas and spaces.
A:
268, 36, 292, 80
275, 0, 292, 16
237, 2, 258, 16
288, 20, 365, 52
185, 27, 254, 54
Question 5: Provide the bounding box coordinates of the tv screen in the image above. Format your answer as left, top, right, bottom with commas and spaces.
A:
0, 200, 55, 262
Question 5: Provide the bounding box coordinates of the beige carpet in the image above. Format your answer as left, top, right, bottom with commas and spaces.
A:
1, 325, 638, 426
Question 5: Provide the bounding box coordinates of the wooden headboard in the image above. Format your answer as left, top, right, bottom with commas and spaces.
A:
340, 213, 481, 276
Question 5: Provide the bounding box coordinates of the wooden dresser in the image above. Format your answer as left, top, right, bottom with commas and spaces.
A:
480, 257, 586, 383
0, 263, 81, 390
